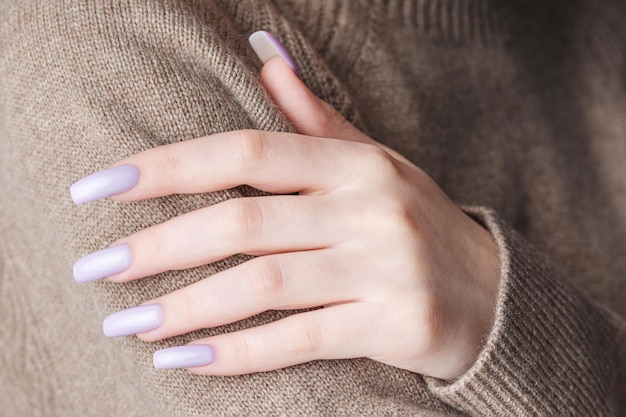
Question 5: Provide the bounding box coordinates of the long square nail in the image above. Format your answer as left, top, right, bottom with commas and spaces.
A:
249, 30, 300, 78
153, 345, 215, 369
73, 244, 131, 283
103, 304, 162, 337
70, 164, 139, 205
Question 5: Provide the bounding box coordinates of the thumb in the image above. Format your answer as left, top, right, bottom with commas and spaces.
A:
261, 58, 411, 164
249, 31, 410, 162
248, 30, 370, 143
261, 57, 371, 144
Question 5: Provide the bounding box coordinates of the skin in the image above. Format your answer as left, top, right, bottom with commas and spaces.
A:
106, 57, 501, 381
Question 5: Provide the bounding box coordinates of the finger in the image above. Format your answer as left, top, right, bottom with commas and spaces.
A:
248, 31, 362, 142
185, 302, 382, 375
108, 195, 348, 282
112, 129, 381, 201
261, 58, 411, 163
261, 57, 372, 144
138, 248, 367, 341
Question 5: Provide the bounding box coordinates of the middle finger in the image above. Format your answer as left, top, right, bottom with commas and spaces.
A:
99, 194, 348, 283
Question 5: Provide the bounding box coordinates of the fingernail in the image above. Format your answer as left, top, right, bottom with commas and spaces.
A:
249, 30, 300, 78
153, 345, 215, 370
103, 304, 162, 337
73, 244, 132, 283
70, 164, 140, 205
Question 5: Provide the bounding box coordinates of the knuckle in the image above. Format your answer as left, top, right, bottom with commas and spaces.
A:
353, 144, 402, 186
385, 200, 417, 231
155, 147, 181, 190
177, 287, 195, 327
371, 198, 418, 237
366, 145, 400, 178
148, 226, 166, 264
230, 334, 253, 368
237, 129, 267, 168
290, 317, 324, 356
320, 103, 350, 137
419, 294, 444, 347
331, 111, 353, 135
233, 198, 265, 238
248, 257, 286, 299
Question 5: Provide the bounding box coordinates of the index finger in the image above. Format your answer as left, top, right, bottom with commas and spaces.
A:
106, 129, 379, 201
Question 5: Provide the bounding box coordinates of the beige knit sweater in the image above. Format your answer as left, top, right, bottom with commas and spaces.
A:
1, 0, 624, 415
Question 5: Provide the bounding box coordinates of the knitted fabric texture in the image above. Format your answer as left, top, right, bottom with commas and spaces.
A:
1, 0, 625, 415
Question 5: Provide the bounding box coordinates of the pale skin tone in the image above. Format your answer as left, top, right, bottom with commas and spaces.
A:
106, 57, 500, 381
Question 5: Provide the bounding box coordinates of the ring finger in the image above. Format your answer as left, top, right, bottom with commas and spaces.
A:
132, 247, 368, 342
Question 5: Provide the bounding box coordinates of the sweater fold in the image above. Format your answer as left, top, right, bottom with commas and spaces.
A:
427, 207, 619, 416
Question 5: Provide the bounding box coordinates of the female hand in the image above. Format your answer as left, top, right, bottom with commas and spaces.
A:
71, 56, 500, 381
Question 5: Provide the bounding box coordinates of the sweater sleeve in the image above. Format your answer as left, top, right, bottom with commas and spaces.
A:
426, 206, 626, 416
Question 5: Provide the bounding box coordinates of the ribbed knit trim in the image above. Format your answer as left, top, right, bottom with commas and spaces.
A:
265, 0, 369, 124
369, 0, 509, 45
426, 207, 617, 416
212, 0, 367, 127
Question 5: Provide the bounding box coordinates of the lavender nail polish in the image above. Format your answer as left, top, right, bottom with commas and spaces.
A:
103, 304, 162, 337
153, 345, 215, 370
248, 30, 300, 78
70, 164, 139, 205
73, 244, 131, 283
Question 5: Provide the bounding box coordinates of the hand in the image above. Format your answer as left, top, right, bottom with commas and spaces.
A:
72, 57, 500, 380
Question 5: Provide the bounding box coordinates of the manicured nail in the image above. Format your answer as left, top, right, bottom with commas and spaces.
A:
103, 304, 162, 337
249, 30, 300, 78
153, 345, 215, 370
70, 164, 140, 205
73, 244, 131, 283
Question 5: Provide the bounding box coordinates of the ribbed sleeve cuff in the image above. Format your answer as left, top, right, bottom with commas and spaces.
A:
425, 207, 618, 416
